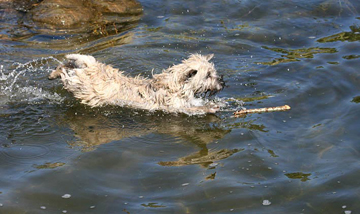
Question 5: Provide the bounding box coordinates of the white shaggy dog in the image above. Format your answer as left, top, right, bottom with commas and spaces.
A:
49, 54, 225, 114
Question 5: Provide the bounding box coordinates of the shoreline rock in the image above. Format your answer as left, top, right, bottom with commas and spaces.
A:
1, 0, 142, 34
30, 0, 142, 30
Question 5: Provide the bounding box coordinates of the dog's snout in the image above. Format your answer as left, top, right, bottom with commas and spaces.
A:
218, 75, 225, 87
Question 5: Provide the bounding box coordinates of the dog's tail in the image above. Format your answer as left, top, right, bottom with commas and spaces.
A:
48, 54, 97, 80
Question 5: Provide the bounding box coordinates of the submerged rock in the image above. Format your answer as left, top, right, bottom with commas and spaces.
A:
30, 0, 142, 30
30, 0, 93, 28
12, 0, 41, 12
0, 0, 142, 34
0, 0, 142, 54
91, 0, 143, 14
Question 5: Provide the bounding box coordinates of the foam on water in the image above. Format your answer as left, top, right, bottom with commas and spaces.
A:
180, 97, 244, 116
206, 97, 245, 112
0, 57, 64, 105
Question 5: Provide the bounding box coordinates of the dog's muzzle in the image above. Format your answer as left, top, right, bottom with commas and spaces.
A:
204, 75, 225, 97
218, 75, 225, 88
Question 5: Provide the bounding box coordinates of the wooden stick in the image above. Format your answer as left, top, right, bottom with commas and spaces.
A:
234, 105, 291, 116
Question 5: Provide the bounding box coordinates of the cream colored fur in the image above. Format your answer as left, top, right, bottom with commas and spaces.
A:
49, 54, 224, 114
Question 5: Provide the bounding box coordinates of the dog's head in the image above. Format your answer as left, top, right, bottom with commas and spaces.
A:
154, 54, 225, 98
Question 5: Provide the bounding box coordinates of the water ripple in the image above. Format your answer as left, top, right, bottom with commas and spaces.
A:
1, 144, 50, 164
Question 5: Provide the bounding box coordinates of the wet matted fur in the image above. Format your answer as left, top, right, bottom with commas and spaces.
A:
49, 54, 225, 114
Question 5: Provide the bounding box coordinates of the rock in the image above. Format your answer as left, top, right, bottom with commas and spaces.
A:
90, 0, 142, 15
12, 0, 41, 12
0, 0, 142, 51
30, 0, 94, 28
30, 0, 142, 29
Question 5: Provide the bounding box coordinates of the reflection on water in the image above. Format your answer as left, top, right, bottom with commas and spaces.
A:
158, 148, 241, 167
33, 162, 65, 169
343, 54, 360, 59
61, 106, 239, 167
351, 96, 360, 103
1, 0, 360, 213
317, 25, 360, 43
285, 172, 312, 182
258, 46, 337, 65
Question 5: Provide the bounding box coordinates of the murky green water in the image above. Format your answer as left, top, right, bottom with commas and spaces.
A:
1, 0, 360, 213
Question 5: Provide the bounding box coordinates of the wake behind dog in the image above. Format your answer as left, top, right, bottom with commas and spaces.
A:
49, 54, 225, 114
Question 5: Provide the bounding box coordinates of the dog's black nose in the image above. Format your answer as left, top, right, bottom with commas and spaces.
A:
218, 75, 225, 87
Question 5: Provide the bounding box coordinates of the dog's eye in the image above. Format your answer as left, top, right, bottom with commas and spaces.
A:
187, 69, 198, 79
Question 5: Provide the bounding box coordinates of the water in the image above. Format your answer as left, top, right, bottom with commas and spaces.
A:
1, 0, 360, 213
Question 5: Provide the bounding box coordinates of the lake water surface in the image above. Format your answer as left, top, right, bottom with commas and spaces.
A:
1, 0, 360, 213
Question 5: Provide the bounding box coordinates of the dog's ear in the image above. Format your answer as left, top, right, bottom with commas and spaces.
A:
205, 54, 214, 61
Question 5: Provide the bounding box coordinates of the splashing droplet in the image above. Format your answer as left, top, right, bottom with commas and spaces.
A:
262, 200, 271, 206
62, 194, 71, 199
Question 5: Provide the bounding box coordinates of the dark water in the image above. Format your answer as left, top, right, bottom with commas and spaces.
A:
1, 0, 360, 213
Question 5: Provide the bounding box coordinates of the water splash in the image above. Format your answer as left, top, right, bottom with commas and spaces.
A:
0, 57, 64, 105
205, 97, 245, 113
